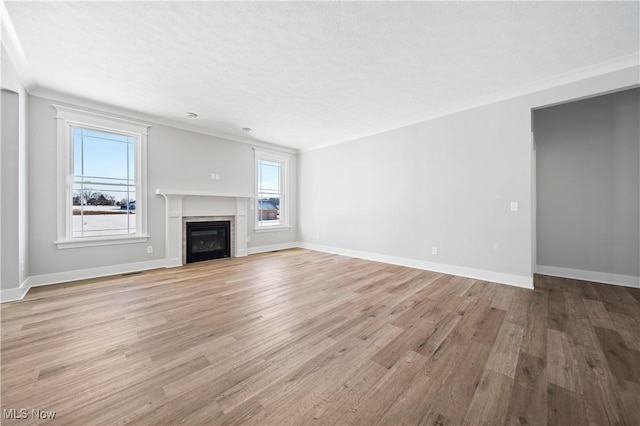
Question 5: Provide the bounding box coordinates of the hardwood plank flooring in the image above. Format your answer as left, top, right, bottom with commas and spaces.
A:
1, 248, 639, 425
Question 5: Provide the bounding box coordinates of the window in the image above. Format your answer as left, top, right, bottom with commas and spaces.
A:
54, 105, 149, 248
255, 149, 290, 231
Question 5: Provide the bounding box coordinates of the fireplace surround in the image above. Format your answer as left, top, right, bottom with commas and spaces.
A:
156, 189, 253, 267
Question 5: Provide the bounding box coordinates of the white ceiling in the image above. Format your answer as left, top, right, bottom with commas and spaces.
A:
4, 1, 639, 151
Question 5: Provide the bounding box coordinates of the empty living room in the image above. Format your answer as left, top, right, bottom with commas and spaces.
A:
1, 1, 639, 425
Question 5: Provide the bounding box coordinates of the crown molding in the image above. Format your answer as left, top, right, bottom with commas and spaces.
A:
0, 1, 36, 91
30, 86, 298, 155
5, 0, 635, 158
300, 54, 640, 153
52, 103, 151, 131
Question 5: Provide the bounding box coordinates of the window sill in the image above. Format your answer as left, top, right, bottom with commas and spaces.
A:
55, 235, 150, 249
254, 225, 291, 233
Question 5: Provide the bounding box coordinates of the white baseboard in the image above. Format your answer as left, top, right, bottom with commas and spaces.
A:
1, 259, 167, 303
166, 258, 183, 268
0, 242, 300, 304
0, 279, 31, 303
536, 265, 640, 288
248, 242, 299, 255
299, 242, 534, 289
1, 243, 538, 304
28, 259, 167, 288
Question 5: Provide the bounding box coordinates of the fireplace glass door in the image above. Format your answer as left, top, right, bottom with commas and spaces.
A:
186, 221, 231, 263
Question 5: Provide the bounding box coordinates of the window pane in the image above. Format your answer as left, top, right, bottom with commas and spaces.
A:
73, 127, 133, 180
258, 160, 280, 193
258, 197, 280, 224
257, 159, 281, 225
70, 126, 137, 238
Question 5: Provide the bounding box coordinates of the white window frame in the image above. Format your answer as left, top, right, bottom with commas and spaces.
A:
254, 148, 291, 232
54, 105, 150, 248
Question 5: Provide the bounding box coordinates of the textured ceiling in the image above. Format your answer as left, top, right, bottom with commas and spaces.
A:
4, 1, 639, 150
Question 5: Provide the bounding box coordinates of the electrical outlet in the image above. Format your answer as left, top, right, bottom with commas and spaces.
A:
510, 201, 519, 212
210, 172, 216, 180
147, 246, 153, 254
432, 247, 438, 255
316, 234, 321, 240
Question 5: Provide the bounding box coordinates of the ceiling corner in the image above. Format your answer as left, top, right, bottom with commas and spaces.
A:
1, 0, 37, 92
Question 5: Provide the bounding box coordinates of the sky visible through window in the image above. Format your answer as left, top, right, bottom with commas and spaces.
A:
72, 127, 135, 205
258, 160, 280, 196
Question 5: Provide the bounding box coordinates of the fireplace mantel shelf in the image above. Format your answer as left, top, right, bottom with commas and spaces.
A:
155, 189, 254, 199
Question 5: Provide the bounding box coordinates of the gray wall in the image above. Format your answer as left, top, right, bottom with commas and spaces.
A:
535, 88, 640, 277
298, 67, 639, 284
1, 44, 28, 290
299, 99, 533, 278
10, 62, 640, 286
1, 89, 19, 289
27, 94, 296, 277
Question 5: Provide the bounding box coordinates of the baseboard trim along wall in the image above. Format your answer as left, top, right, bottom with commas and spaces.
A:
15, 245, 639, 304
0, 282, 31, 304
536, 264, 640, 288
247, 242, 299, 255
0, 259, 167, 303
299, 242, 534, 290
1, 245, 299, 303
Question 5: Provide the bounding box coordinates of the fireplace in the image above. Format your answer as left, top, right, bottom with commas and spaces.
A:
186, 221, 231, 263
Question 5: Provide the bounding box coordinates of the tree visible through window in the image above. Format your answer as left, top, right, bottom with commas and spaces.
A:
72, 127, 137, 237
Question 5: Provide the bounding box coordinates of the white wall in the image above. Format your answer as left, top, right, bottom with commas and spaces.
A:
298, 66, 639, 288
535, 88, 639, 283
27, 94, 297, 279
1, 43, 28, 292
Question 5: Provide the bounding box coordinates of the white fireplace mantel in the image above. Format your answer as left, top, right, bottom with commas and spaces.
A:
156, 189, 254, 267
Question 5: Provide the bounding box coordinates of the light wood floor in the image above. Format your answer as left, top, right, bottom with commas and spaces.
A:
1, 249, 639, 425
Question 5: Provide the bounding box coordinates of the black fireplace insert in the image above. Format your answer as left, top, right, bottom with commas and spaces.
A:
186, 221, 231, 263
